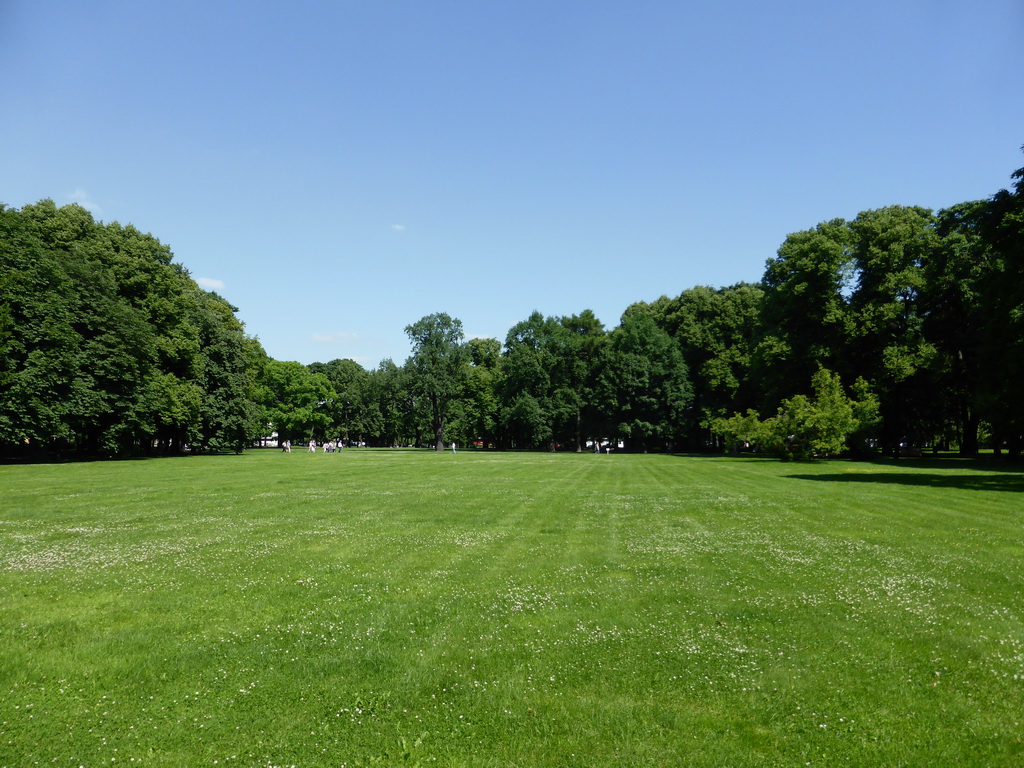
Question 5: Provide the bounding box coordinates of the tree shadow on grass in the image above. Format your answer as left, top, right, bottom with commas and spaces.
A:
784, 470, 1024, 493
0, 450, 249, 466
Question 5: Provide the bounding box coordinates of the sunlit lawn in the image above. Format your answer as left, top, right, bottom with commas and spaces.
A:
1, 449, 1022, 766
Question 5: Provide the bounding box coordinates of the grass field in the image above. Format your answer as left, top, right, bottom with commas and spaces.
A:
1, 449, 1022, 767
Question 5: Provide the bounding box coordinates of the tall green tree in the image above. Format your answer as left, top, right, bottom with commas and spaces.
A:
500, 312, 558, 449
979, 155, 1024, 453
754, 220, 855, 411
257, 359, 335, 444
309, 358, 370, 443
644, 283, 763, 450
499, 310, 606, 451
0, 203, 82, 451
920, 201, 992, 454
364, 358, 412, 447
62, 254, 155, 454
190, 291, 263, 452
555, 311, 606, 451
89, 221, 208, 452
1, 202, 160, 455
1, 200, 266, 456
404, 312, 467, 451
596, 309, 692, 452
448, 337, 501, 448
849, 206, 937, 456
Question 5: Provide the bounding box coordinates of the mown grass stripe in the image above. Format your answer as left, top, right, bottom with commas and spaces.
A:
0, 450, 1022, 766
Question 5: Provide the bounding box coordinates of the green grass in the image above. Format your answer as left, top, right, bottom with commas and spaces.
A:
1, 449, 1022, 766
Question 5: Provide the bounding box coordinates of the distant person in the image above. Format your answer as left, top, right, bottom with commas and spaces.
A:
451, 441, 457, 454
308, 440, 315, 453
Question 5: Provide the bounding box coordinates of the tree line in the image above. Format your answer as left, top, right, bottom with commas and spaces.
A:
2, 154, 1022, 459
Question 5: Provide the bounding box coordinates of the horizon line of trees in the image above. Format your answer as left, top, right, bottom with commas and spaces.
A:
2, 150, 1022, 459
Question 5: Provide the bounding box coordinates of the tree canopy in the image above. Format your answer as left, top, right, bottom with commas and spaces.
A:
4, 150, 1024, 459
0, 201, 263, 457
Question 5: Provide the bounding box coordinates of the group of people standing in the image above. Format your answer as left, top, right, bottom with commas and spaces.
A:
280, 440, 345, 453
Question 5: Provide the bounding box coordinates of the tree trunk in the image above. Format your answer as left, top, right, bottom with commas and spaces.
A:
960, 404, 979, 456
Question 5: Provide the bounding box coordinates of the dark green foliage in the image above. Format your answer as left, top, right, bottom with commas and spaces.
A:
557, 310, 608, 451
191, 292, 264, 452
404, 313, 467, 450
978, 158, 1024, 453
257, 359, 334, 444
5, 151, 1024, 461
921, 201, 992, 454
712, 367, 870, 460
642, 284, 763, 450
321, 152, 1024, 458
848, 206, 937, 456
500, 312, 563, 450
754, 219, 855, 410
595, 309, 692, 452
0, 201, 264, 457
364, 358, 413, 447
449, 338, 501, 448
309, 357, 371, 442
497, 310, 608, 451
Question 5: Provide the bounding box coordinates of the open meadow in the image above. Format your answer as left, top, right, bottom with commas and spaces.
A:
1, 449, 1022, 767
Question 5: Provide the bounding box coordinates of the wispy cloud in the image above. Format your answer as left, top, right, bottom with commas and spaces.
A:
312, 332, 359, 344
391, 224, 406, 232
196, 277, 225, 290
68, 188, 103, 215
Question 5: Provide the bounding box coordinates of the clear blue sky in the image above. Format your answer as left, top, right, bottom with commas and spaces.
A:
2, 0, 1022, 368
